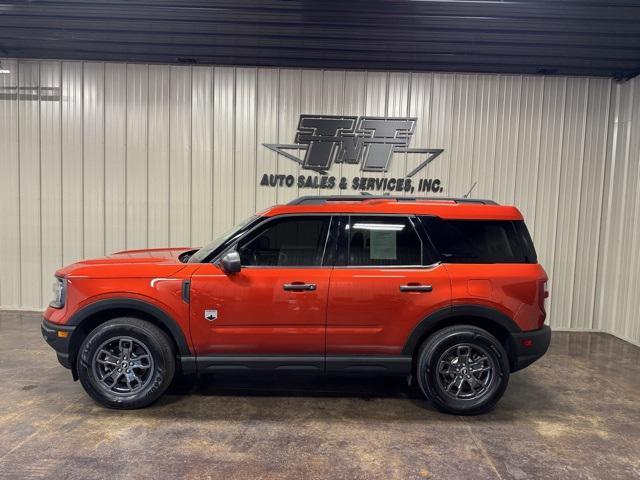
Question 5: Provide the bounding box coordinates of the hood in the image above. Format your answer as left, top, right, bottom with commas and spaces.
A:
109, 247, 194, 262
56, 247, 198, 278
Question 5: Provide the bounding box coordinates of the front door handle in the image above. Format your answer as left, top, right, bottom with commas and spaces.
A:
399, 284, 433, 292
283, 283, 317, 292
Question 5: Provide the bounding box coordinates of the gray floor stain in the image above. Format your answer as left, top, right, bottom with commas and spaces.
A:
0, 311, 639, 479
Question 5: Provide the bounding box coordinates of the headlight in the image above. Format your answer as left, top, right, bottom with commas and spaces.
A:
50, 276, 67, 308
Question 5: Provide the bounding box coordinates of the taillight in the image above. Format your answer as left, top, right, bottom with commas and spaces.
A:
543, 281, 550, 310
538, 280, 549, 328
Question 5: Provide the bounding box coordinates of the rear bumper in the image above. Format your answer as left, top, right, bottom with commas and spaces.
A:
41, 318, 75, 369
510, 325, 551, 372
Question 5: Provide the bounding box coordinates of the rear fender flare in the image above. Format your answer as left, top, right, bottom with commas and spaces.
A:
402, 305, 521, 356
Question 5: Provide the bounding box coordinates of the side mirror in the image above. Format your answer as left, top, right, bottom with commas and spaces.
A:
220, 250, 241, 274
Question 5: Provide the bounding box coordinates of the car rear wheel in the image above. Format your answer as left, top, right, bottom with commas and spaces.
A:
77, 318, 175, 409
416, 325, 509, 415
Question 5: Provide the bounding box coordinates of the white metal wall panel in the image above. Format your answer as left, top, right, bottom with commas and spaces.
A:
212, 67, 236, 233
0, 58, 638, 345
386, 72, 410, 191
549, 78, 589, 329
18, 62, 41, 308
408, 73, 433, 198
125, 64, 148, 249
532, 78, 566, 306
82, 62, 105, 260
169, 66, 192, 247
492, 76, 522, 204
255, 69, 279, 209
625, 79, 640, 344
0, 59, 21, 307
472, 75, 499, 200
595, 84, 625, 336
618, 78, 639, 343
514, 76, 544, 226
147, 65, 171, 248
429, 74, 455, 191
61, 62, 84, 267
190, 66, 214, 247
611, 85, 634, 341
594, 76, 640, 345
448, 74, 477, 198
275, 69, 302, 205
596, 81, 633, 338
596, 77, 640, 345
39, 61, 62, 307
104, 63, 127, 255
234, 68, 257, 221
571, 79, 610, 331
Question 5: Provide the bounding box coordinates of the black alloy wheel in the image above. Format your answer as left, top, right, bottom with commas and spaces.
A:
417, 325, 510, 415
77, 318, 175, 409
92, 336, 155, 396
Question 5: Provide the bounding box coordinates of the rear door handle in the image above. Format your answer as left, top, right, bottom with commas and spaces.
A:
283, 283, 317, 291
399, 284, 433, 292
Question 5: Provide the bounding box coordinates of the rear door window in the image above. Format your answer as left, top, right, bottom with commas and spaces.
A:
342, 216, 423, 267
420, 217, 537, 264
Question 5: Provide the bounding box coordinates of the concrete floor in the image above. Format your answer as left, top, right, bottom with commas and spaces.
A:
0, 311, 639, 480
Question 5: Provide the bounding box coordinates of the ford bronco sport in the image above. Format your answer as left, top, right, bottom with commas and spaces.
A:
42, 196, 550, 414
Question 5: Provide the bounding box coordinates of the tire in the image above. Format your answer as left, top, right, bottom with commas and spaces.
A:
77, 317, 176, 409
416, 325, 509, 415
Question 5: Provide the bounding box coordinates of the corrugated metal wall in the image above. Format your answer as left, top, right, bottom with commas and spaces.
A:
595, 76, 640, 346
0, 58, 637, 344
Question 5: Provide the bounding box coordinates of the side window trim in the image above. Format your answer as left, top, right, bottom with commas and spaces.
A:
229, 214, 333, 269
416, 215, 445, 264
319, 216, 334, 267
321, 215, 342, 267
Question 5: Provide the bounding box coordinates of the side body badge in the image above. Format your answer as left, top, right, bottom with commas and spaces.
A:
204, 309, 218, 322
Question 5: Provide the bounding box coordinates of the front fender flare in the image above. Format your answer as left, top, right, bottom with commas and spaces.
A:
66, 298, 191, 356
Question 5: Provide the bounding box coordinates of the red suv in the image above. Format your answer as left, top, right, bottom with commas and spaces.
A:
42, 196, 550, 414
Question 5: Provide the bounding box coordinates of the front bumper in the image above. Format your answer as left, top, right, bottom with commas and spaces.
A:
510, 325, 551, 372
41, 318, 75, 369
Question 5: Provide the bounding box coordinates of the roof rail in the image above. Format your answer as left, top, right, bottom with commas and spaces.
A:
287, 195, 498, 205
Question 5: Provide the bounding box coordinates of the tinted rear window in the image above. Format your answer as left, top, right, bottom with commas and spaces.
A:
420, 217, 537, 264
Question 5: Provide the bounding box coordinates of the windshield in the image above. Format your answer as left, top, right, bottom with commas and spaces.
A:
188, 215, 260, 263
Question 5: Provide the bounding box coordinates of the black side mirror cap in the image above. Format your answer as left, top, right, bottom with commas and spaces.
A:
220, 251, 241, 274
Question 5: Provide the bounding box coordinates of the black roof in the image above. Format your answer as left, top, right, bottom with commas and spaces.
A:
288, 195, 498, 205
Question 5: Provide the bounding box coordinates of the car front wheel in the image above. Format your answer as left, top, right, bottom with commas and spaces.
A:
416, 325, 510, 415
77, 318, 176, 409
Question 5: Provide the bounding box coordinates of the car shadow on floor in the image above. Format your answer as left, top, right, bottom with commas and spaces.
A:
169, 372, 416, 399
152, 370, 555, 422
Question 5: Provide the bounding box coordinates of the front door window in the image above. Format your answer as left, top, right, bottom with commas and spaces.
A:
238, 216, 331, 267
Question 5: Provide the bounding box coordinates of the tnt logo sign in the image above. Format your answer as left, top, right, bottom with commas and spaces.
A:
264, 115, 443, 177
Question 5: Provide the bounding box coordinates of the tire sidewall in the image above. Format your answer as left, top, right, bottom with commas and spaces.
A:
418, 327, 510, 415
77, 319, 174, 409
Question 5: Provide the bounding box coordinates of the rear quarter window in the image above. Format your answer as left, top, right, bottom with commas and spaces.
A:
420, 216, 537, 264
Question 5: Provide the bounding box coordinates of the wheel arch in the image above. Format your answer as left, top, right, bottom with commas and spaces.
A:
66, 298, 191, 379
403, 305, 521, 370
